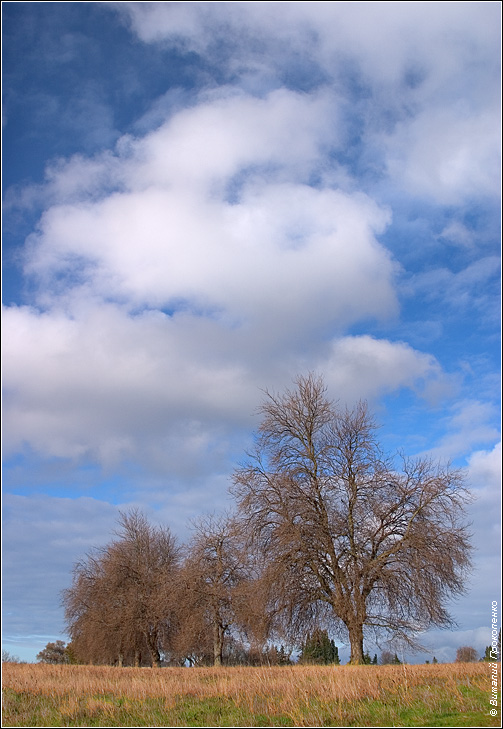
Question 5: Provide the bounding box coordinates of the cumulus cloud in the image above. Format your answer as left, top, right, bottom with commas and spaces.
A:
113, 2, 500, 206
22, 87, 397, 327
3, 56, 493, 476
320, 335, 448, 404
3, 302, 448, 473
5, 82, 439, 472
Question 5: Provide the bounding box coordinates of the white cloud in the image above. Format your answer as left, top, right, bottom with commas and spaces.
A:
404, 256, 500, 319
419, 401, 500, 463
466, 442, 501, 558
2, 303, 249, 464
100, 1, 503, 220
439, 221, 476, 249
468, 441, 502, 489
4, 80, 488, 473
320, 335, 448, 405
118, 2, 500, 90
26, 181, 397, 330
4, 302, 449, 473
12, 86, 403, 357
382, 106, 501, 204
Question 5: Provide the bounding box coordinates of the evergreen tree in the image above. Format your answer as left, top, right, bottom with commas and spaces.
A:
483, 646, 492, 661
300, 628, 340, 664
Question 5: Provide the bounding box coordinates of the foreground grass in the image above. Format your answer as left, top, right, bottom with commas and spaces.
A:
2, 662, 500, 727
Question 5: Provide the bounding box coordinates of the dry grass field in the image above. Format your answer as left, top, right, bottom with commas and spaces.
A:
2, 661, 500, 727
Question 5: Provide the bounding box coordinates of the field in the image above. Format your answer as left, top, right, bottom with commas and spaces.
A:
2, 661, 500, 727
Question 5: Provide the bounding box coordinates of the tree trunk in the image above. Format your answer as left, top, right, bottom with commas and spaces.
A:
146, 632, 161, 667
348, 622, 364, 664
213, 621, 223, 666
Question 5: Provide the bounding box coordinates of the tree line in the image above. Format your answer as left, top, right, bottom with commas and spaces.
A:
62, 374, 473, 666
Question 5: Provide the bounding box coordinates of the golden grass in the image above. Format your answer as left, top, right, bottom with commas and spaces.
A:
0, 661, 492, 700
2, 661, 499, 727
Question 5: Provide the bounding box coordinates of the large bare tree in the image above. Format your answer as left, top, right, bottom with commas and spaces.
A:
232, 374, 472, 664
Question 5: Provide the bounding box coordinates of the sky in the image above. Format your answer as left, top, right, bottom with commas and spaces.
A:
1, 1, 501, 665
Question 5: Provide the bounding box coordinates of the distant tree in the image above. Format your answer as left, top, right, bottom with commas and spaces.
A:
232, 374, 473, 663
2, 650, 22, 663
456, 646, 479, 663
479, 631, 501, 662
299, 628, 340, 664
270, 644, 292, 666
432, 656, 438, 664
380, 650, 401, 665
36, 640, 69, 664
372, 653, 378, 665
482, 645, 493, 662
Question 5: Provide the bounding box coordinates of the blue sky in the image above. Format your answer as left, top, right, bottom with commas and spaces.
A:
2, 1, 501, 664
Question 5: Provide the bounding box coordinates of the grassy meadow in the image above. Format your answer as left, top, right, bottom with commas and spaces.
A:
2, 661, 500, 727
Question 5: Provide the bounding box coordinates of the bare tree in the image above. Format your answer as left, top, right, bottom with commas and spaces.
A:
179, 514, 249, 666
2, 650, 22, 663
232, 374, 473, 664
63, 509, 180, 667
108, 510, 180, 667
63, 547, 123, 665
456, 646, 479, 663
